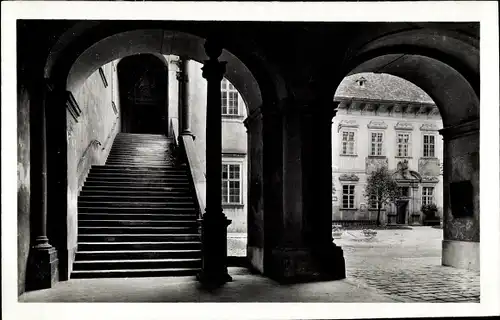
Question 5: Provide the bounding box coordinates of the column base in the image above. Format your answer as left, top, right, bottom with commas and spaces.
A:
26, 246, 59, 291
198, 213, 232, 287
267, 243, 346, 284
196, 270, 233, 287
442, 239, 480, 271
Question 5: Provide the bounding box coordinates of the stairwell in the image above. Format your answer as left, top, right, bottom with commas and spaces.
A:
71, 133, 201, 279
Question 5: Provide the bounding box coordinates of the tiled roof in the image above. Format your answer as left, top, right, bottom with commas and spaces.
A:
334, 72, 434, 104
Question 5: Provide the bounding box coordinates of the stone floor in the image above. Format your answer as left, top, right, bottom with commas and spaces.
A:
19, 267, 399, 302
19, 227, 480, 303
229, 227, 480, 303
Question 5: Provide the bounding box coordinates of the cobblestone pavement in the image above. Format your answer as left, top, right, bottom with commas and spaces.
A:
228, 227, 480, 302
336, 227, 480, 303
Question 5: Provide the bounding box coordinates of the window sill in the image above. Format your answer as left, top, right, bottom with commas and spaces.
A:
340, 208, 358, 211
222, 203, 245, 209
368, 208, 386, 211
340, 154, 358, 157
367, 155, 387, 159
395, 156, 413, 159
420, 157, 438, 160
222, 114, 244, 120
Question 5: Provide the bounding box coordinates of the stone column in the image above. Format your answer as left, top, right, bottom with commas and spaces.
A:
268, 97, 345, 283
177, 57, 192, 136
27, 80, 59, 290
196, 39, 232, 286
439, 119, 479, 271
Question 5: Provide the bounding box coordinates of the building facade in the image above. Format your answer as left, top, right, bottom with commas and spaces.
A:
332, 73, 444, 225
165, 56, 248, 233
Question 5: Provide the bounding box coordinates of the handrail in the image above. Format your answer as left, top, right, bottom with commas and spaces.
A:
180, 135, 206, 217
77, 139, 101, 171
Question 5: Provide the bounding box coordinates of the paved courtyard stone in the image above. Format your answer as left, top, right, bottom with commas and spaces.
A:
335, 227, 480, 302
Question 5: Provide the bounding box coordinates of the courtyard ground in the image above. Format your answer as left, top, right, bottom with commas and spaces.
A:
228, 226, 480, 303
19, 227, 479, 303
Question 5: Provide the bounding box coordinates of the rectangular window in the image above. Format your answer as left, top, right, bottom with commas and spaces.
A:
341, 131, 356, 155
370, 132, 384, 156
423, 134, 436, 157
397, 133, 411, 157
221, 79, 239, 115
422, 187, 434, 205
222, 163, 241, 204
369, 194, 380, 209
342, 185, 355, 209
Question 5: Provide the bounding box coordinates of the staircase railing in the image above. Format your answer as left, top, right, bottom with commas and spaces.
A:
170, 118, 206, 218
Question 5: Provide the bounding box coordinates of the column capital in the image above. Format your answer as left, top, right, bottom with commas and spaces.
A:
204, 39, 223, 60
202, 59, 227, 82
439, 118, 479, 140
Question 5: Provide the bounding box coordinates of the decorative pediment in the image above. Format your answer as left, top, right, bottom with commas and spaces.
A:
339, 173, 360, 182
367, 120, 388, 129
420, 123, 439, 131
394, 121, 414, 131
338, 119, 359, 132
421, 176, 440, 183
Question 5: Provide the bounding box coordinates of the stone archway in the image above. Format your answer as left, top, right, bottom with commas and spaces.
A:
41, 24, 289, 282
333, 31, 479, 270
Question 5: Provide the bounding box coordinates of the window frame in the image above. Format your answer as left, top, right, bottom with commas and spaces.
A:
396, 131, 412, 157
221, 162, 243, 205
341, 184, 356, 209
221, 78, 240, 116
422, 133, 437, 158
340, 129, 357, 156
422, 186, 435, 206
369, 130, 384, 156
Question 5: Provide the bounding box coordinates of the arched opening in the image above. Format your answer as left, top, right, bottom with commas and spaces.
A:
331, 72, 446, 271
117, 54, 169, 134
330, 46, 479, 273
41, 25, 281, 282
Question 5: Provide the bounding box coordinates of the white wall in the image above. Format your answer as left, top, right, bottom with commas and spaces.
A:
66, 60, 121, 275
332, 108, 444, 222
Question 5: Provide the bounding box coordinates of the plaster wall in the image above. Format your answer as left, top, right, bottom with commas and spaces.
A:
332, 110, 444, 222
184, 59, 248, 233
66, 61, 120, 275
17, 84, 31, 295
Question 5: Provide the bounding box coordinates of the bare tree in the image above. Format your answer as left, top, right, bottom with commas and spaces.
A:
364, 166, 399, 226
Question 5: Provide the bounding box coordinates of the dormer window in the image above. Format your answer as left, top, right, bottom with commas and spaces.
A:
355, 77, 367, 87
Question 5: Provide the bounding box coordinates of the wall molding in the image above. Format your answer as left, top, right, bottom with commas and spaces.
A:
394, 121, 414, 131
111, 101, 118, 115
66, 91, 82, 122
99, 67, 108, 88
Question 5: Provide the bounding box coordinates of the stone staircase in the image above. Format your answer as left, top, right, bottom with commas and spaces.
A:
71, 133, 201, 279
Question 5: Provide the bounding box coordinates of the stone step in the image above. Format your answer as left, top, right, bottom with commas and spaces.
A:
83, 180, 190, 187
78, 206, 196, 213
78, 233, 200, 243
79, 219, 198, 227
87, 172, 187, 178
70, 268, 198, 279
92, 165, 184, 171
78, 213, 199, 221
79, 195, 193, 202
75, 250, 201, 260
80, 189, 191, 197
85, 176, 189, 183
77, 241, 201, 251
78, 226, 198, 235
78, 201, 195, 208
81, 185, 191, 192
73, 258, 201, 271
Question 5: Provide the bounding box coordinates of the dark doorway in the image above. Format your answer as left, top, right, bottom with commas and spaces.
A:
396, 200, 408, 225
118, 54, 168, 134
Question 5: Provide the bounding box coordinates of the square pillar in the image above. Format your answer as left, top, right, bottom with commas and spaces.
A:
440, 119, 479, 271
